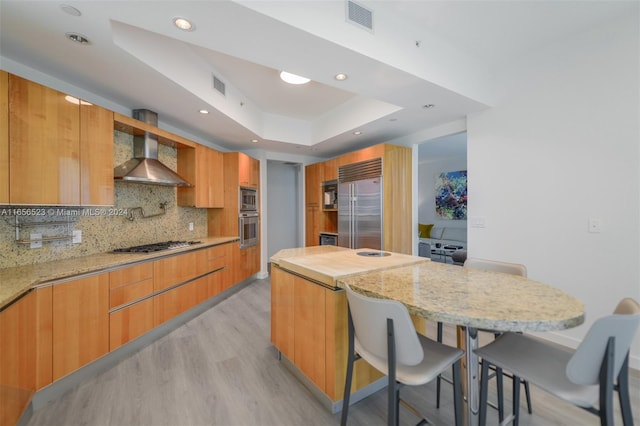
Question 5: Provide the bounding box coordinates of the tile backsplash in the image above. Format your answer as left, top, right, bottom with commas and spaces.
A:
0, 131, 208, 269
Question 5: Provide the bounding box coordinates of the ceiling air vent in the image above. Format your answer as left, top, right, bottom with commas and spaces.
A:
346, 0, 373, 32
213, 74, 226, 96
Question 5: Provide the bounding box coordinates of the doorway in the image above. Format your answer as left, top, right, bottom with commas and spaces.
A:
266, 161, 302, 261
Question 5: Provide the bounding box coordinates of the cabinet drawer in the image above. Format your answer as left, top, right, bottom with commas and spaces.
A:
109, 263, 153, 289
154, 252, 200, 291
109, 278, 153, 309
109, 298, 154, 350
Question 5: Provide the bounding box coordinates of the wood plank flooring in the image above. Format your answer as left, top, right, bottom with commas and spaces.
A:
27, 278, 639, 425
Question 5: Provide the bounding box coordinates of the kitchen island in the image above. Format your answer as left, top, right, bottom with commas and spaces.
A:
270, 246, 584, 424
269, 246, 429, 412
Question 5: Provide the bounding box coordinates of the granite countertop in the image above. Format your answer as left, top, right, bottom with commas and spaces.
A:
0, 236, 239, 310
271, 246, 430, 288
338, 261, 585, 332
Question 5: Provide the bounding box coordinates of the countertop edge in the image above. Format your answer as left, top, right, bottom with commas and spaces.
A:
0, 236, 239, 310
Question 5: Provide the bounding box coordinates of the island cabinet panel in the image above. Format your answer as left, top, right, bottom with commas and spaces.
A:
270, 266, 295, 360
9, 74, 80, 205
293, 275, 327, 390
80, 103, 114, 206
270, 265, 383, 401
0, 70, 8, 203
52, 273, 109, 381
177, 144, 224, 208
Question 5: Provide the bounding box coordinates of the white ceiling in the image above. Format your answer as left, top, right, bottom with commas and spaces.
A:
0, 0, 633, 159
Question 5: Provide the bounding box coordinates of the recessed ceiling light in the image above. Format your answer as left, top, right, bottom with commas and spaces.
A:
280, 71, 310, 85
335, 73, 348, 81
60, 4, 81, 16
173, 17, 194, 31
199, 109, 209, 114
251, 139, 259, 143
65, 32, 89, 44
422, 104, 435, 109
353, 131, 362, 135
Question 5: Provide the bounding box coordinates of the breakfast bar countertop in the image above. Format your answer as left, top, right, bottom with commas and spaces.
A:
0, 236, 239, 310
337, 260, 585, 332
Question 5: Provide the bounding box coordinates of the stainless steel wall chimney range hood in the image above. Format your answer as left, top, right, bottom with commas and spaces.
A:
113, 109, 192, 187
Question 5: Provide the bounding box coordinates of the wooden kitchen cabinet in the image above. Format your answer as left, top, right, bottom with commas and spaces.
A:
153, 250, 208, 292
9, 74, 80, 205
52, 273, 109, 381
323, 158, 337, 182
177, 144, 224, 208
8, 74, 114, 205
305, 205, 321, 247
154, 276, 208, 325
305, 162, 323, 207
108, 263, 154, 350
293, 273, 327, 390
0, 291, 37, 426
0, 70, 8, 204
270, 266, 295, 360
270, 265, 382, 400
80, 102, 114, 205
238, 151, 259, 188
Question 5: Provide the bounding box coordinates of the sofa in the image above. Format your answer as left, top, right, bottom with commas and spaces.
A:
418, 224, 467, 264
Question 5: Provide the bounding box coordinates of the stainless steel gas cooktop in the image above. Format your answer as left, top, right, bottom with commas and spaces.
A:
112, 240, 201, 254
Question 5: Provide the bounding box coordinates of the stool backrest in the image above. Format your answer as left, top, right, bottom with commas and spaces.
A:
345, 283, 424, 366
566, 298, 640, 386
463, 257, 527, 277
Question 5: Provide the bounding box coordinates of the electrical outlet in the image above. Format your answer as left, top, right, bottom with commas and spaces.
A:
30, 233, 42, 249
72, 229, 82, 243
189, 222, 194, 231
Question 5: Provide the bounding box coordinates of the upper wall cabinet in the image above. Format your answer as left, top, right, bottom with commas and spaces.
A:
0, 71, 8, 204
177, 144, 224, 208
7, 74, 114, 206
80, 103, 114, 206
237, 152, 259, 188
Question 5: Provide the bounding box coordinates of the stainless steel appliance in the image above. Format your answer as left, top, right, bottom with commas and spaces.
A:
239, 186, 258, 212
112, 240, 201, 253
113, 110, 192, 187
319, 232, 338, 246
239, 213, 259, 248
337, 158, 383, 250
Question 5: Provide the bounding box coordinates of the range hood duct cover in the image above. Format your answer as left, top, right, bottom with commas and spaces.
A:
114, 109, 192, 187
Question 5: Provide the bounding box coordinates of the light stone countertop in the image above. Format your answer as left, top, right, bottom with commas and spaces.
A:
338, 261, 585, 332
270, 246, 430, 288
0, 236, 239, 310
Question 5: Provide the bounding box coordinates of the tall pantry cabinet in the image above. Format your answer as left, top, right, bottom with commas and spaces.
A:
208, 152, 260, 282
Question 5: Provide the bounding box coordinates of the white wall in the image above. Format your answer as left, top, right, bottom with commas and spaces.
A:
467, 14, 640, 366
266, 161, 301, 262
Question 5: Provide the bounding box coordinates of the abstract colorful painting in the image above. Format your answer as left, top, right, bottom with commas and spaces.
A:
435, 170, 467, 220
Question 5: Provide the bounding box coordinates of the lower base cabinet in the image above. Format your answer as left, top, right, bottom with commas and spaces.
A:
52, 273, 109, 381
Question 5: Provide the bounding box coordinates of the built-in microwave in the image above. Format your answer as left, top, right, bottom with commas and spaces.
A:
322, 180, 337, 210
239, 186, 258, 212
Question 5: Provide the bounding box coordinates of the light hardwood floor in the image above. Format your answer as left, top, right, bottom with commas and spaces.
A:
27, 278, 639, 425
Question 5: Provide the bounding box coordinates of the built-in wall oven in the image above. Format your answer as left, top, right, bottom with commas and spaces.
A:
239, 212, 259, 249
239, 186, 259, 249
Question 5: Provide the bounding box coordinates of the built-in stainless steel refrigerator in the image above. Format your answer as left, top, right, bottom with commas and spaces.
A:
337, 158, 383, 250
